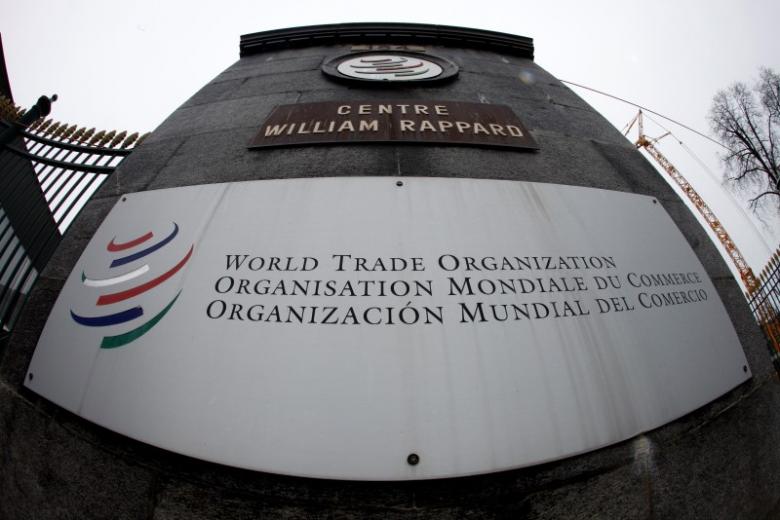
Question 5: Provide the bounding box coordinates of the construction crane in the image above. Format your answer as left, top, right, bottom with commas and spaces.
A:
624, 110, 759, 293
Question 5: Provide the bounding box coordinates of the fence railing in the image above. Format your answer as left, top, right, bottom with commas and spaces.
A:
0, 95, 147, 333
747, 247, 780, 373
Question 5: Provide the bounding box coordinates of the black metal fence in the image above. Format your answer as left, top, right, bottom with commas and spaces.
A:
747, 248, 780, 373
0, 95, 146, 333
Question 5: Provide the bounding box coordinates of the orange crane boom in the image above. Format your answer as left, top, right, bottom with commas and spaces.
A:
625, 110, 759, 292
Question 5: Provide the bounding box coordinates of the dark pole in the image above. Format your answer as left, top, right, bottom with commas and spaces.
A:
0, 94, 57, 147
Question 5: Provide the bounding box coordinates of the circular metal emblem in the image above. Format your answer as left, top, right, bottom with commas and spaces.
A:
323, 51, 458, 85
338, 55, 443, 81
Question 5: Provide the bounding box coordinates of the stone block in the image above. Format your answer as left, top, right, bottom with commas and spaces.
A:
244, 46, 339, 62
535, 80, 597, 111
212, 55, 326, 83
527, 462, 648, 520
150, 474, 421, 519
444, 51, 536, 78
4, 276, 61, 337
231, 70, 326, 99
255, 144, 400, 179
396, 131, 633, 194
62, 195, 118, 240
440, 70, 551, 105
660, 199, 734, 279
298, 88, 481, 104
148, 92, 300, 143
0, 316, 40, 388
182, 78, 246, 108
148, 127, 399, 190
39, 235, 87, 282
506, 95, 628, 146
0, 279, 60, 386
712, 276, 773, 377
94, 137, 187, 197
0, 385, 156, 520
591, 140, 680, 199
649, 378, 780, 519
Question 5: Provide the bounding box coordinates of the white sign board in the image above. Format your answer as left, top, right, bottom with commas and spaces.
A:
26, 177, 750, 480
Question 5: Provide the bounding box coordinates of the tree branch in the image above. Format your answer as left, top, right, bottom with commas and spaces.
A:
709, 68, 780, 213
749, 190, 780, 206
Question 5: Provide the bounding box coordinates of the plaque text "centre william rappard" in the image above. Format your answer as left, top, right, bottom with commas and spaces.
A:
248, 101, 539, 150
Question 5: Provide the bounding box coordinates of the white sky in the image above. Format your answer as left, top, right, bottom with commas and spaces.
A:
2, 0, 779, 285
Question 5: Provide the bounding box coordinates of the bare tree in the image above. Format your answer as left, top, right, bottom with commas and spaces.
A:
709, 68, 780, 211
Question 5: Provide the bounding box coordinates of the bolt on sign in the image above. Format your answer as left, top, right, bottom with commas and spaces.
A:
248, 101, 539, 150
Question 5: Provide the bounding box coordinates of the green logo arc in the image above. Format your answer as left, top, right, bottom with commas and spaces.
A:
100, 291, 181, 349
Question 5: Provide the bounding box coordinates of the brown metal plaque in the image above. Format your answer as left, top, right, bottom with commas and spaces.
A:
248, 101, 539, 150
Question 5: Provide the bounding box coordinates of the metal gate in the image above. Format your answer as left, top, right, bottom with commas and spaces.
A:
747, 248, 780, 373
0, 94, 146, 333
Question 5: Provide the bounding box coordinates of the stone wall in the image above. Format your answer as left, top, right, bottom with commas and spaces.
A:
2, 30, 778, 519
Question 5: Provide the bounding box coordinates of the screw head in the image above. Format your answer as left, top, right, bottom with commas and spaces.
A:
407, 453, 419, 466
396, 181, 404, 187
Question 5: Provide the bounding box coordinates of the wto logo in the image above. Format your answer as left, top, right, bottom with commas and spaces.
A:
337, 55, 443, 80
70, 222, 194, 349
322, 51, 458, 85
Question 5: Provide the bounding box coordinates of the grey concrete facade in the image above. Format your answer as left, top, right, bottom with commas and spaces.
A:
2, 24, 779, 519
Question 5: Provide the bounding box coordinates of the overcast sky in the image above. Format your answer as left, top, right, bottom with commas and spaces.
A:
2, 0, 779, 284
